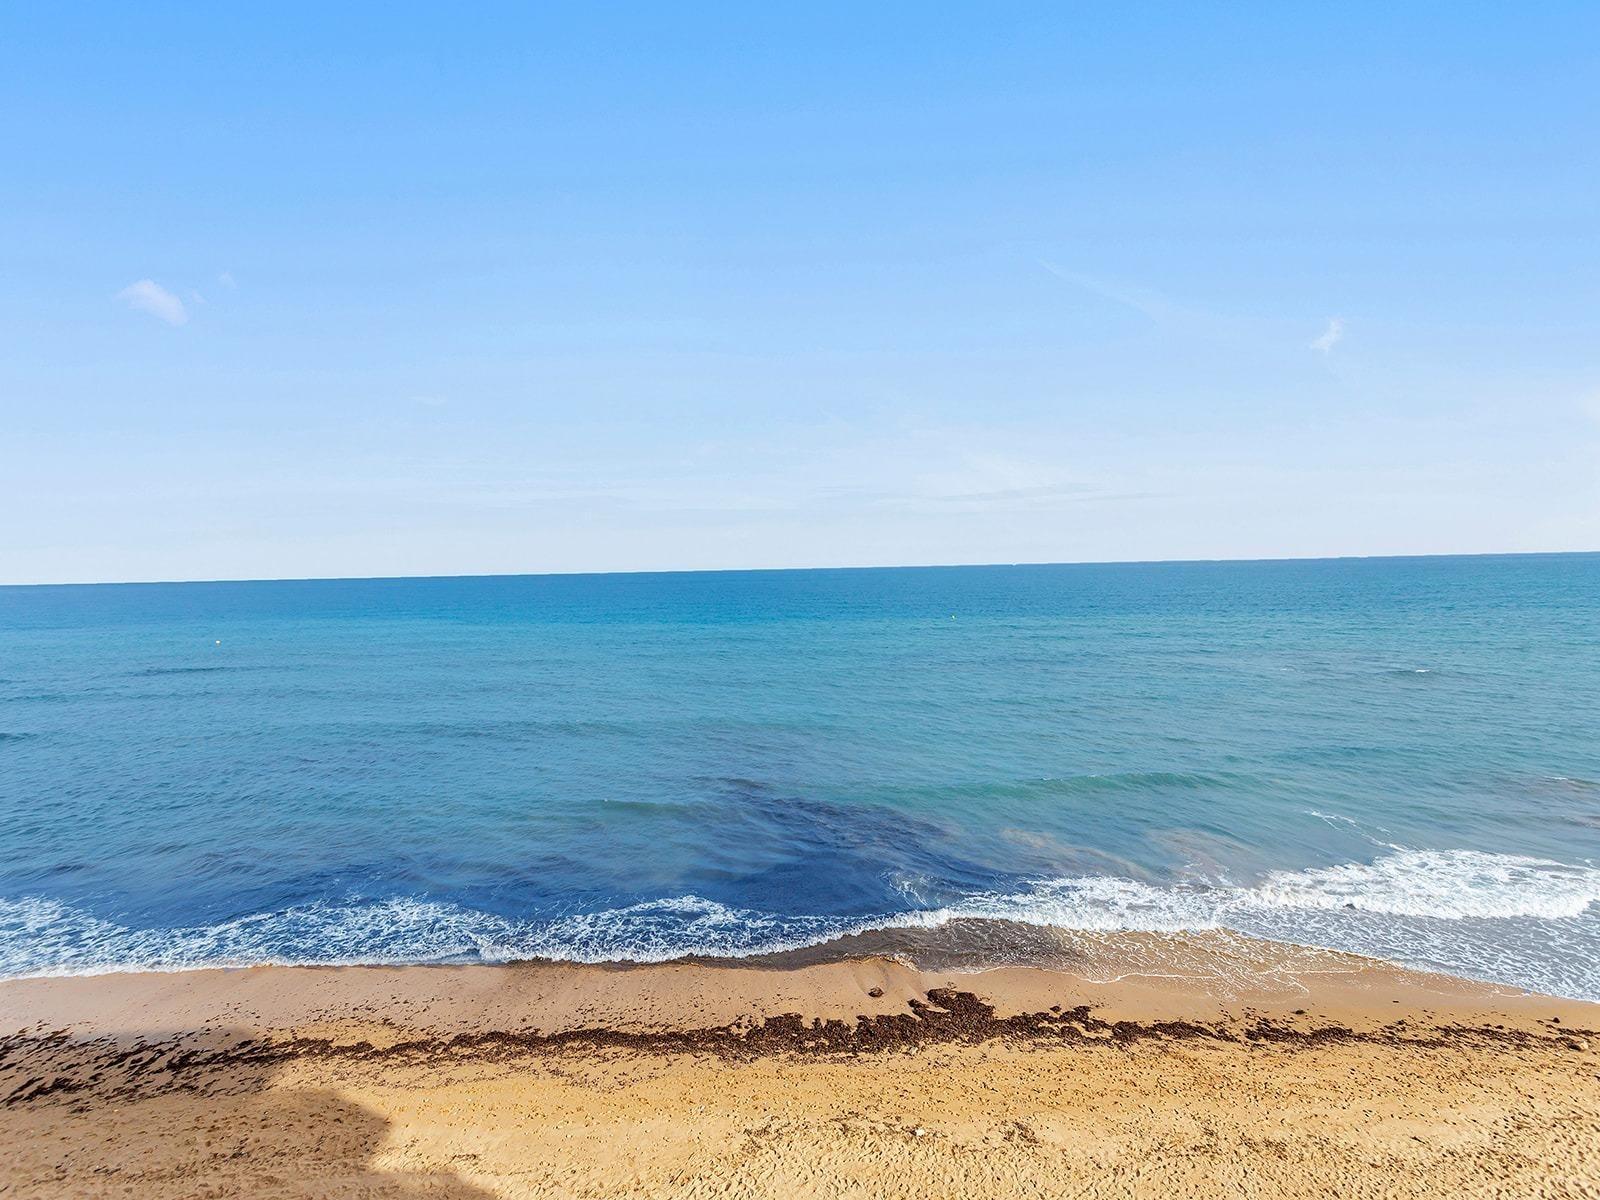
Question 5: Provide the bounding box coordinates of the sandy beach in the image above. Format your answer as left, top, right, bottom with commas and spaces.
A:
3, 931, 1597, 1198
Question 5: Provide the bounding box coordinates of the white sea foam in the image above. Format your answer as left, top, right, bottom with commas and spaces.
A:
4, 850, 1599, 997
887, 850, 1600, 933
1244, 850, 1600, 920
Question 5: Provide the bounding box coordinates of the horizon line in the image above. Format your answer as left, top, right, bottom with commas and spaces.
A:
4, 548, 1597, 590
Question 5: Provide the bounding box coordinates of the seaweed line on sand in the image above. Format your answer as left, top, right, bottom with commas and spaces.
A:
3, 987, 1593, 1109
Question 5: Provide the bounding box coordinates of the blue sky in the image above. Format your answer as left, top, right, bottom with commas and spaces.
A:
2, 3, 1596, 583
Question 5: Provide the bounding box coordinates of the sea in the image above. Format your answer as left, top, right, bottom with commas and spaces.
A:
2, 555, 1598, 999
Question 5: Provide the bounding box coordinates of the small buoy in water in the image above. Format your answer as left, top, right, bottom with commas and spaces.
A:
215, 640, 221, 645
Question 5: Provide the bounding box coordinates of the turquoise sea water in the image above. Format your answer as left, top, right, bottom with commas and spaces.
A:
1, 556, 1597, 997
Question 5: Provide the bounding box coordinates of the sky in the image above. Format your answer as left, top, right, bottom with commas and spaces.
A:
2, 3, 1597, 584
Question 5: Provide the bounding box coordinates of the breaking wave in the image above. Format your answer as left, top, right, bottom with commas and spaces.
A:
4, 849, 1598, 999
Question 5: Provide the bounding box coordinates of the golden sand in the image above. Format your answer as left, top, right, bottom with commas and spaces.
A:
3, 933, 1597, 1198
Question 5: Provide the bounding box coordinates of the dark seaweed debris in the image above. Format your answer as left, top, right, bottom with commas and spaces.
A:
2, 988, 1590, 1110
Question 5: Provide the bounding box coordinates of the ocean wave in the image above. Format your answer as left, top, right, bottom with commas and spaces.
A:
1246, 851, 1600, 920
3, 850, 1598, 995
0, 894, 839, 978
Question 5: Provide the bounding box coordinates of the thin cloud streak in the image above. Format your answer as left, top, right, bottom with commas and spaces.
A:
1038, 260, 1175, 323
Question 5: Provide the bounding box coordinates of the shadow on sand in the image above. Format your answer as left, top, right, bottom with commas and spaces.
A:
0, 1025, 497, 1199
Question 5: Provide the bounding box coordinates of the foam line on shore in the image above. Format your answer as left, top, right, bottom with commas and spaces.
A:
3, 849, 1598, 998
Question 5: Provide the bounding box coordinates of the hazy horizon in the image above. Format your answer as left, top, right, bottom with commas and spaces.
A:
6, 548, 1599, 591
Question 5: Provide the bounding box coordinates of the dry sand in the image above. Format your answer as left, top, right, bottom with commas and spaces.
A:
3, 931, 1598, 1198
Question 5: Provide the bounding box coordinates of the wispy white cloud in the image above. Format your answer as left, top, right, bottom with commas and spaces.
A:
115, 279, 188, 326
858, 483, 1159, 511
1036, 260, 1259, 343
1039, 260, 1175, 323
217, 270, 236, 290
1311, 316, 1345, 354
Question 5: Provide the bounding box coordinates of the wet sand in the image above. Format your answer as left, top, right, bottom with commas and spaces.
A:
3, 931, 1598, 1198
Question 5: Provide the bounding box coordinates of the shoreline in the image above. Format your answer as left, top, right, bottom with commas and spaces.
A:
6, 913, 1596, 1003
6, 926, 1600, 1033
6, 932, 1599, 1197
